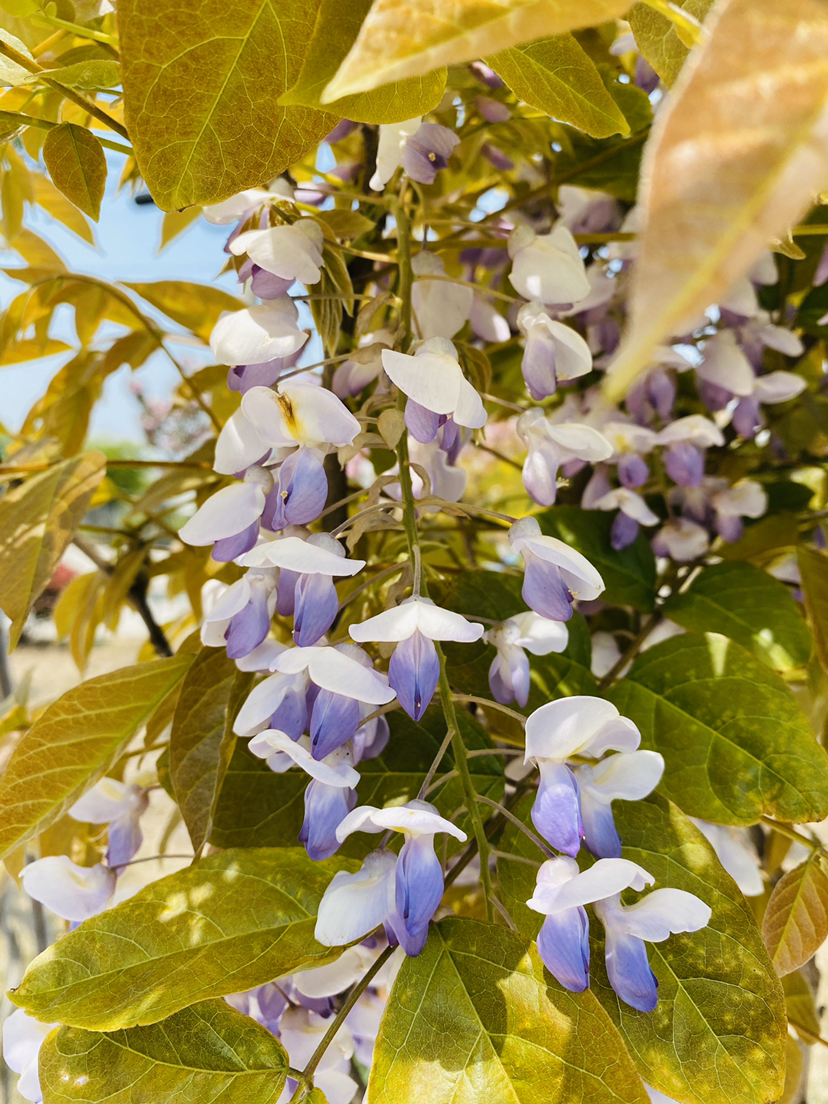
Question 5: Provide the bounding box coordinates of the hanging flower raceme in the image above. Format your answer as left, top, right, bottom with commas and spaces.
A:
516, 301, 593, 400
508, 225, 591, 306
240, 531, 365, 646
508, 517, 605, 621
315, 800, 467, 955
485, 612, 568, 707
526, 856, 710, 1009
350, 596, 483, 720
382, 337, 487, 441
524, 696, 662, 857
516, 409, 612, 506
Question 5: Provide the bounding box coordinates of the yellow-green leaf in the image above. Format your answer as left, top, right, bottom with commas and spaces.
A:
0, 654, 193, 861
118, 0, 335, 210
281, 0, 446, 122
798, 546, 828, 674
46, 59, 121, 90
124, 280, 244, 343
11, 848, 357, 1029
170, 647, 247, 854
39, 999, 289, 1104
0, 28, 34, 86
605, 0, 828, 400
369, 918, 649, 1104
0, 452, 105, 648
42, 122, 107, 221
487, 35, 629, 139
627, 0, 714, 85
322, 0, 632, 102
31, 174, 95, 244
762, 853, 828, 976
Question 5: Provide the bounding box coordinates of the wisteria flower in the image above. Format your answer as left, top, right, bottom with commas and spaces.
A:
517, 409, 612, 506
201, 187, 274, 225
350, 596, 483, 720
573, 751, 664, 857
516, 302, 593, 400
210, 298, 308, 366
486, 612, 568, 707
213, 409, 270, 475
200, 570, 278, 659
508, 225, 591, 306
591, 487, 660, 550
411, 251, 473, 339
657, 415, 724, 488
508, 517, 605, 621
229, 219, 325, 287
69, 775, 149, 867
178, 466, 273, 560
369, 117, 422, 190
241, 381, 361, 451
382, 338, 486, 434
21, 856, 116, 922
2, 1009, 58, 1103
709, 479, 767, 541
402, 122, 459, 185
652, 517, 710, 562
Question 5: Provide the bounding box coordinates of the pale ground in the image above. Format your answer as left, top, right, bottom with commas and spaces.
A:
2, 632, 828, 1103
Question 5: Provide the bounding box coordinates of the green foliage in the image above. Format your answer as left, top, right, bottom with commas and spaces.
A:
11, 848, 357, 1029
628, 0, 714, 84
368, 917, 649, 1104
39, 1000, 289, 1104
610, 633, 828, 824
42, 123, 107, 220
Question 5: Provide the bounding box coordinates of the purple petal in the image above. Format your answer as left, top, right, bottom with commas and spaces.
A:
251, 266, 295, 300
299, 780, 357, 860
310, 691, 360, 759
522, 329, 557, 401
665, 443, 704, 488
610, 512, 639, 551
227, 360, 286, 394
396, 835, 444, 945
225, 586, 271, 659
270, 684, 308, 741
580, 796, 622, 859
402, 123, 459, 184
603, 929, 658, 1012
405, 399, 441, 444
294, 573, 338, 647
715, 514, 743, 543
106, 811, 144, 868
522, 554, 574, 621
388, 630, 439, 721
269, 448, 329, 530
212, 519, 260, 562
277, 568, 299, 617
617, 453, 649, 488
536, 907, 590, 992
732, 396, 761, 438
532, 762, 583, 856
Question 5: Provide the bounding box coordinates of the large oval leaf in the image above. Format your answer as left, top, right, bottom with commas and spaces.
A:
118, 0, 335, 210
0, 654, 193, 862
42, 123, 107, 221
762, 853, 828, 976
10, 847, 356, 1030
39, 999, 289, 1104
609, 633, 828, 825
368, 917, 648, 1104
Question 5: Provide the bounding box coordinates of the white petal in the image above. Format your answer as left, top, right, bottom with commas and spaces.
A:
21, 857, 116, 921
691, 820, 764, 897
293, 946, 372, 999
314, 1069, 359, 1104
69, 776, 131, 823
214, 410, 270, 475
545, 423, 613, 462
593, 488, 660, 526
470, 295, 511, 342
525, 696, 640, 763
202, 188, 273, 224
511, 527, 605, 601
509, 227, 591, 305
545, 320, 593, 380
370, 117, 421, 190
527, 856, 653, 914
381, 348, 462, 415
2, 1009, 56, 1076
314, 851, 398, 944
233, 671, 302, 735
234, 639, 286, 672
509, 612, 569, 655
759, 324, 804, 357
178, 482, 264, 545
349, 602, 420, 643
453, 375, 487, 429
252, 730, 359, 787
338, 799, 466, 841
654, 518, 709, 561
230, 222, 324, 284
753, 370, 807, 404
612, 888, 711, 940
656, 415, 724, 448
308, 648, 396, 704
245, 535, 363, 576
411, 251, 473, 340
242, 381, 360, 448
210, 300, 308, 366
577, 750, 664, 803
696, 331, 755, 396
711, 480, 767, 519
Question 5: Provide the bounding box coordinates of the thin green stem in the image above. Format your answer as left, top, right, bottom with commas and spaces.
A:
476, 794, 554, 859
38, 14, 118, 46
760, 816, 820, 851
452, 694, 527, 727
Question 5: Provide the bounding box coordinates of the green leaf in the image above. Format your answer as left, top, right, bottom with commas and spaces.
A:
211, 706, 502, 852
609, 633, 828, 825
537, 506, 657, 612
487, 35, 629, 139
10, 847, 357, 1029
369, 917, 648, 1104
118, 0, 335, 210
0, 451, 106, 648
661, 561, 812, 670
0, 654, 193, 862
593, 796, 786, 1104
0, 29, 34, 86
798, 546, 828, 673
39, 999, 288, 1104
627, 0, 714, 85
170, 648, 249, 854
322, 0, 633, 101
46, 59, 121, 90
315, 208, 376, 240
280, 0, 446, 122
42, 123, 107, 221
762, 852, 828, 976
124, 281, 245, 343
309, 245, 353, 355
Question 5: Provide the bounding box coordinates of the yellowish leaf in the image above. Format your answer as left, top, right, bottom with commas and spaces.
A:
31, 173, 95, 244
628, 0, 714, 85
799, 547, 828, 674
0, 654, 193, 861
605, 0, 828, 400
118, 0, 336, 210
487, 35, 629, 139
322, 0, 632, 102
125, 281, 244, 343
0, 452, 106, 647
42, 122, 107, 221
762, 853, 828, 975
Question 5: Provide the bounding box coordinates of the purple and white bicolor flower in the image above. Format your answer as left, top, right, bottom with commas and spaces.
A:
382, 338, 487, 441
178, 465, 273, 561
369, 117, 422, 190
573, 751, 664, 858
657, 415, 724, 488
411, 251, 473, 339
402, 122, 460, 185
652, 517, 710, 562
516, 302, 593, 400
210, 297, 308, 367
517, 409, 612, 506
240, 532, 365, 646
272, 643, 395, 758
508, 225, 591, 307
524, 696, 642, 856
384, 437, 467, 503
709, 479, 767, 542
202, 188, 274, 226
591, 487, 660, 551
2, 1009, 58, 1103
600, 421, 658, 489
200, 570, 278, 659
69, 775, 149, 868
21, 856, 117, 922
508, 517, 605, 621
316, 800, 467, 956
485, 612, 568, 707
350, 596, 483, 720
233, 644, 311, 740
690, 819, 764, 897
229, 218, 325, 289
